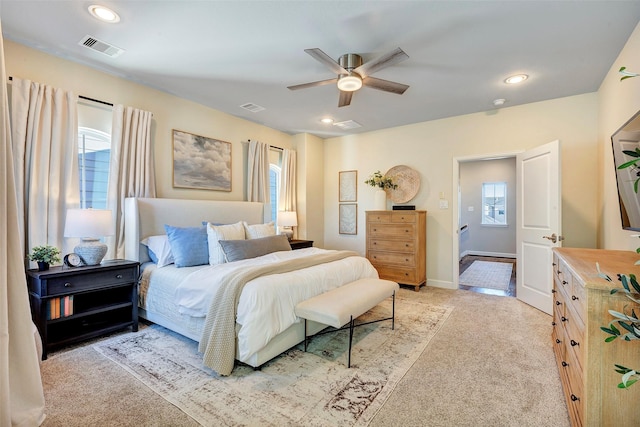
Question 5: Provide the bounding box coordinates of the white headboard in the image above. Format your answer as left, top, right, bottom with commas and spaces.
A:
124, 197, 265, 262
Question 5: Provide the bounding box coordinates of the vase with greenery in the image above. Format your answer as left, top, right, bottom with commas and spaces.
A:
28, 245, 61, 271
365, 170, 398, 210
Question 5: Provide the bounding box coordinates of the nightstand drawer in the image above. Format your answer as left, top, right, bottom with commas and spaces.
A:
47, 267, 137, 295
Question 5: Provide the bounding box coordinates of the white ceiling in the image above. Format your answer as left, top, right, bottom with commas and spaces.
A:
2, 1, 640, 138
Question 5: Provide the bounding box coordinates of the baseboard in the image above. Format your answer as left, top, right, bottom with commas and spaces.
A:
426, 278, 456, 290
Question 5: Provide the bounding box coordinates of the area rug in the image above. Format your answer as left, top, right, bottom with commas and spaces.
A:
459, 260, 513, 291
93, 298, 452, 427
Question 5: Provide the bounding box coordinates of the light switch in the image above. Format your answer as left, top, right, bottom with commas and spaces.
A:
439, 199, 449, 209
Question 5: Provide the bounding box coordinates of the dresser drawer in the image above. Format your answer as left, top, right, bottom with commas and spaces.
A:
368, 238, 415, 252
569, 281, 586, 324
565, 306, 585, 370
46, 267, 137, 295
368, 250, 416, 267
390, 212, 416, 223
374, 265, 418, 284
368, 223, 416, 239
563, 346, 585, 426
366, 212, 391, 223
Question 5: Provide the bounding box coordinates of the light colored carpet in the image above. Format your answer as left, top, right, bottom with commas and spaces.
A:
39, 288, 570, 427
91, 298, 451, 426
459, 260, 513, 290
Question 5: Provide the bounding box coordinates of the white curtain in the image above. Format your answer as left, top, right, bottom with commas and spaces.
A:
0, 22, 47, 426
107, 105, 156, 259
279, 148, 297, 236
10, 78, 79, 260
246, 140, 270, 205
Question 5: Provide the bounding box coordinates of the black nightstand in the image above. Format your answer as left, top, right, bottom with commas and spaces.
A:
26, 259, 140, 359
289, 239, 313, 250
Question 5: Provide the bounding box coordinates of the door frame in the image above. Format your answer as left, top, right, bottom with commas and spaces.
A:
452, 150, 522, 288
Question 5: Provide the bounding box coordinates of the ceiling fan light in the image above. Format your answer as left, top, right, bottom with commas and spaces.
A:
337, 74, 362, 92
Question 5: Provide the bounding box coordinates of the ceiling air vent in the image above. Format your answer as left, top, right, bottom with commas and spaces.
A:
333, 120, 362, 130
79, 35, 124, 58
240, 103, 266, 113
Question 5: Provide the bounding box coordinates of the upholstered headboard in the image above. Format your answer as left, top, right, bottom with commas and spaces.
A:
124, 197, 265, 262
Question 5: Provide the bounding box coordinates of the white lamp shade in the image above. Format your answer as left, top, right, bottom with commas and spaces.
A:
64, 209, 113, 238
277, 211, 298, 227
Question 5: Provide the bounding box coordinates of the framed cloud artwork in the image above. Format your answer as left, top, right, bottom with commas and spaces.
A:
172, 129, 232, 191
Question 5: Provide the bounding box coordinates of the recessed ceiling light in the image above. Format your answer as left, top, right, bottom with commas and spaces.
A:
320, 118, 334, 124
88, 5, 120, 23
504, 74, 528, 84
493, 98, 506, 106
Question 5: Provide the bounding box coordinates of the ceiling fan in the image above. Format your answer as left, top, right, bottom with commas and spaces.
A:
287, 47, 410, 107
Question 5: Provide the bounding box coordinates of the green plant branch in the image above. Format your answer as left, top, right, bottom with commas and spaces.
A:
597, 266, 640, 388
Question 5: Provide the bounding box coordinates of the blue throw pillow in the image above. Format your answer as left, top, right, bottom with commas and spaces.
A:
164, 224, 209, 267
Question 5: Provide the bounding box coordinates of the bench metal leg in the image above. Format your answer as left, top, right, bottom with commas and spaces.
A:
304, 319, 308, 351
348, 315, 354, 368
392, 291, 396, 330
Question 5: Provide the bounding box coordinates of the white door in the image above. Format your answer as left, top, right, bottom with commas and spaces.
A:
516, 140, 562, 315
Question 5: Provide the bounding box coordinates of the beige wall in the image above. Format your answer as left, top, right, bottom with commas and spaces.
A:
324, 93, 599, 288
598, 21, 640, 251
293, 133, 325, 246
4, 39, 294, 203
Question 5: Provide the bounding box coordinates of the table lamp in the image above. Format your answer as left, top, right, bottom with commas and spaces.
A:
64, 208, 112, 265
277, 211, 297, 241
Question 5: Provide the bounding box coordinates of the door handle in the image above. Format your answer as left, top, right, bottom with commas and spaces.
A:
542, 233, 564, 243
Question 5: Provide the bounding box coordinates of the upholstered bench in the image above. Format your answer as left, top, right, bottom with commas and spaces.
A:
294, 278, 399, 367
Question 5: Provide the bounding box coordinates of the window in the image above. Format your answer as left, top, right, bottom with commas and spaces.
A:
482, 182, 507, 225
269, 164, 281, 222
78, 127, 111, 209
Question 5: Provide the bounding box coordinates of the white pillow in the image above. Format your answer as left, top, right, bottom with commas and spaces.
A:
243, 221, 276, 239
141, 235, 174, 267
207, 221, 245, 265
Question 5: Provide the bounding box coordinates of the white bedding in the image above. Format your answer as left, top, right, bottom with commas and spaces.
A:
175, 247, 378, 360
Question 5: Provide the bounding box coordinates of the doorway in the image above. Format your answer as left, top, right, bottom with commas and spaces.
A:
453, 154, 518, 297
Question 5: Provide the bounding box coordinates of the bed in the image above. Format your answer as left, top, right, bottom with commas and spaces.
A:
123, 197, 378, 374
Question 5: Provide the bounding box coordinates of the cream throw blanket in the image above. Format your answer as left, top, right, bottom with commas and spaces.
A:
198, 250, 358, 376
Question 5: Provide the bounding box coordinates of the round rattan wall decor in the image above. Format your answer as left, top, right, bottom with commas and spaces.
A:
384, 165, 420, 203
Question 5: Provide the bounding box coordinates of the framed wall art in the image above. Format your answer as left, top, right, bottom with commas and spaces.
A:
172, 129, 232, 191
339, 170, 357, 202
339, 203, 357, 235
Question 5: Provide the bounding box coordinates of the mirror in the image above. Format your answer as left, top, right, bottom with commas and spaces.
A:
611, 110, 640, 231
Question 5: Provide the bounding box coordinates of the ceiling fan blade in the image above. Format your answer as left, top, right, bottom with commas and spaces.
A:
354, 47, 409, 78
304, 48, 348, 75
362, 76, 409, 95
338, 90, 353, 107
287, 78, 338, 91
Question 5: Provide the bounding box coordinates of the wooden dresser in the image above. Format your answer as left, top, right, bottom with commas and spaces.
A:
366, 210, 426, 291
552, 248, 640, 426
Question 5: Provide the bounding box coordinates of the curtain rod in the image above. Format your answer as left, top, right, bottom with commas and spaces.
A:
8, 76, 114, 107
245, 139, 283, 151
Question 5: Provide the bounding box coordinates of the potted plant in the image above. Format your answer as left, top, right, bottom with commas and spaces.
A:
29, 245, 61, 271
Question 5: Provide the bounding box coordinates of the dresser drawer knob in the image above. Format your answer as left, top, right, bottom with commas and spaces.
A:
116, 274, 123, 279
555, 338, 561, 344
570, 394, 580, 402
555, 301, 561, 306
553, 263, 557, 266
570, 340, 579, 347
571, 295, 578, 301
561, 316, 568, 322
562, 280, 568, 285
552, 289, 556, 293
64, 282, 71, 288
562, 361, 568, 367
551, 321, 556, 326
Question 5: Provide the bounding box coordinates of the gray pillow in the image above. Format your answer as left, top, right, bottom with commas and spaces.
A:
219, 234, 291, 262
